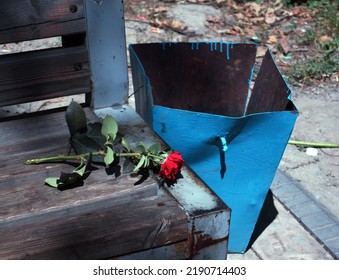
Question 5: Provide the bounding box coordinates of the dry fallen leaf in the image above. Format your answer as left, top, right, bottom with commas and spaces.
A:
265, 8, 277, 24
216, 28, 237, 35
320, 35, 333, 42
153, 18, 186, 32
250, 17, 265, 24
169, 19, 186, 31
268, 35, 278, 44
244, 27, 257, 37
151, 27, 161, 33
235, 13, 245, 20
245, 2, 262, 17
206, 17, 224, 24
232, 25, 244, 35
279, 36, 291, 55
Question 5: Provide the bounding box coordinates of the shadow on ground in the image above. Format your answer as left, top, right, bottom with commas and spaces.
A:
246, 190, 279, 251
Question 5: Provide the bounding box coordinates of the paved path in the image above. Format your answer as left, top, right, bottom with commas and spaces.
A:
228, 170, 336, 260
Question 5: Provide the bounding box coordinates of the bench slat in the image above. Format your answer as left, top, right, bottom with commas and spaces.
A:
0, 195, 188, 259
0, 109, 158, 223
0, 109, 190, 259
0, 0, 86, 44
0, 46, 90, 107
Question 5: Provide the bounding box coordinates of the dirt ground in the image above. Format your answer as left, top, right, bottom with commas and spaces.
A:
280, 83, 339, 218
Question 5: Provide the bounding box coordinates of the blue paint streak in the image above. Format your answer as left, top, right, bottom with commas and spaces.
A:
191, 42, 200, 50
244, 65, 256, 115
249, 65, 255, 86
205, 42, 236, 59
226, 43, 230, 60
287, 89, 292, 100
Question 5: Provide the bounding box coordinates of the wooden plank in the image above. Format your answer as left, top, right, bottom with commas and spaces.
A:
0, 46, 90, 107
0, 109, 190, 259
0, 194, 188, 259
0, 0, 86, 44
0, 109, 158, 223
114, 240, 191, 260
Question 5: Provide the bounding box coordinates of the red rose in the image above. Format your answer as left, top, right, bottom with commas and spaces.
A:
159, 151, 184, 180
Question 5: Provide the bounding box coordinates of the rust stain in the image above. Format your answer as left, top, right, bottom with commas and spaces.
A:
191, 232, 229, 257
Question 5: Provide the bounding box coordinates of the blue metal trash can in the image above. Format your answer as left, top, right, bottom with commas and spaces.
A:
129, 42, 298, 253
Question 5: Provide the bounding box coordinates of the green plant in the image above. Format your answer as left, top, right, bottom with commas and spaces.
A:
299, 29, 316, 45
288, 0, 338, 82
309, 0, 338, 37
290, 55, 337, 82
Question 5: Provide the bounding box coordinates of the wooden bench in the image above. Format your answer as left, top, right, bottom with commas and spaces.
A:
0, 0, 230, 259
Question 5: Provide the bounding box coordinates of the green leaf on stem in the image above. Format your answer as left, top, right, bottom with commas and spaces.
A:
104, 146, 114, 165
74, 155, 91, 176
101, 115, 118, 141
65, 100, 87, 136
45, 172, 83, 189
45, 177, 59, 188
71, 123, 105, 162
148, 143, 161, 155
58, 172, 83, 187
143, 156, 150, 168
133, 155, 146, 172
136, 143, 147, 154
86, 122, 106, 147
122, 159, 136, 173
121, 137, 131, 152
71, 133, 103, 155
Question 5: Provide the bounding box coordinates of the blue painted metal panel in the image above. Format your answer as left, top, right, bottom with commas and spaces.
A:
84, 0, 128, 108
129, 42, 298, 253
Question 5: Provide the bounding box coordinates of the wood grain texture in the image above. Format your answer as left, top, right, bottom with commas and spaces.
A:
0, 0, 86, 44
0, 109, 188, 259
0, 46, 90, 107
0, 195, 188, 259
0, 109, 155, 217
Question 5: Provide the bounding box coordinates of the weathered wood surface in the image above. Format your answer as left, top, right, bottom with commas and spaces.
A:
0, 109, 188, 259
0, 46, 90, 107
0, 110, 156, 216
0, 194, 188, 260
0, 0, 86, 44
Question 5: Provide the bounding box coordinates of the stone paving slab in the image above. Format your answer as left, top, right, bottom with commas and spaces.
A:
270, 170, 338, 259
228, 176, 334, 260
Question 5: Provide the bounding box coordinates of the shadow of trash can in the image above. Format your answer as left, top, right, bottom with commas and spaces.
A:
129, 42, 298, 253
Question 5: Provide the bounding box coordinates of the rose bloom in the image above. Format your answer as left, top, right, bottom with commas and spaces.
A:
159, 151, 184, 180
